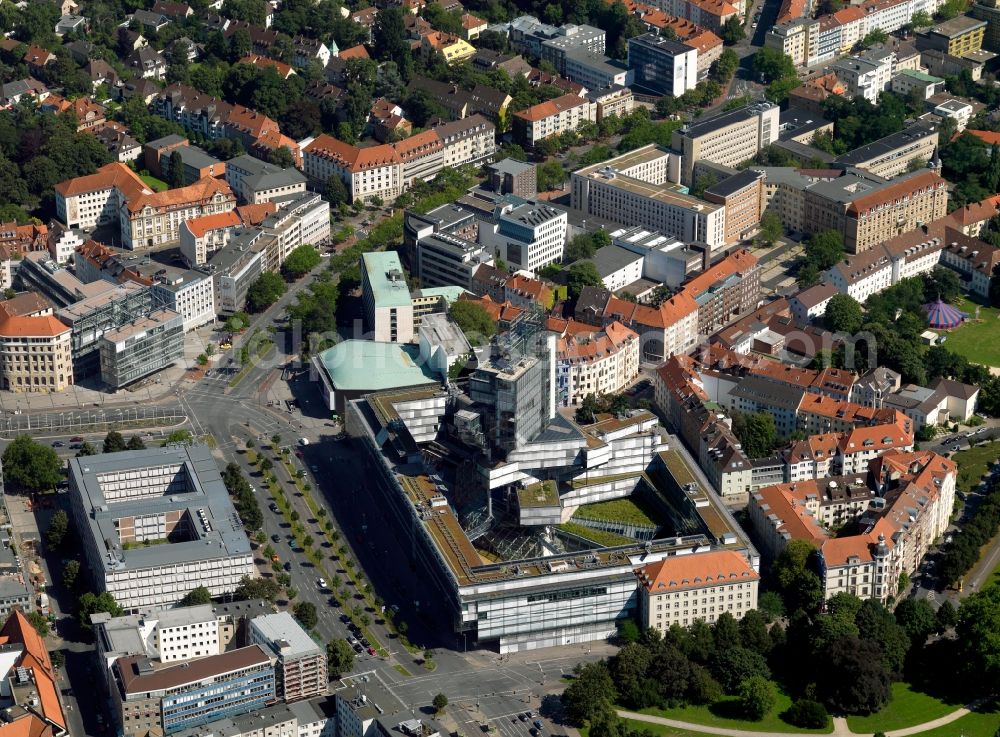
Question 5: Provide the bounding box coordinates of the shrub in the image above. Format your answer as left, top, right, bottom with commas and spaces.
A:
784, 699, 829, 729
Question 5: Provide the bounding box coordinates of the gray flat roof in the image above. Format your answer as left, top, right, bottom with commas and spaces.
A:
677, 103, 774, 140
704, 170, 762, 199
250, 611, 323, 659
68, 445, 252, 574
588, 244, 643, 277
834, 120, 938, 166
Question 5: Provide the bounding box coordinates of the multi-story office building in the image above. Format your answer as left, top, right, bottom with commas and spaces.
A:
54, 162, 152, 230
208, 230, 267, 315
416, 233, 494, 290
555, 320, 639, 406
506, 16, 605, 65
394, 129, 445, 188
256, 193, 331, 272
144, 137, 226, 186
832, 120, 939, 179
916, 15, 987, 55
635, 551, 760, 631
703, 170, 764, 244
94, 604, 222, 666
513, 93, 596, 146
765, 17, 819, 66
562, 49, 631, 90
56, 282, 154, 378
99, 308, 185, 389
66, 445, 256, 611
486, 158, 537, 198
571, 145, 727, 250
170, 698, 336, 737
803, 168, 948, 253
361, 251, 415, 343
830, 54, 893, 103
112, 646, 275, 737
224, 153, 307, 204
151, 268, 216, 332
671, 103, 779, 186
627, 34, 698, 97
248, 612, 328, 703
0, 304, 73, 393
971, 0, 1000, 52
120, 175, 237, 249
480, 201, 568, 272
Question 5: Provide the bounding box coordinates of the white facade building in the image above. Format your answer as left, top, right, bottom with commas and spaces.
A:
480, 201, 568, 272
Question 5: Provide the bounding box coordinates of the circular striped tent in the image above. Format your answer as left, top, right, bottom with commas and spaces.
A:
923, 299, 965, 329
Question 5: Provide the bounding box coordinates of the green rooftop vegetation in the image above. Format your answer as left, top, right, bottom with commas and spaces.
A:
556, 522, 633, 547
517, 481, 559, 508
574, 497, 659, 528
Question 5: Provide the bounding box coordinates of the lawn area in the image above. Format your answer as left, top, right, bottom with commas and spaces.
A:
140, 174, 168, 192
951, 440, 1000, 495
582, 722, 709, 737
636, 687, 832, 734
845, 682, 960, 733
911, 700, 999, 737
574, 496, 658, 527
557, 522, 634, 547
932, 296, 1000, 367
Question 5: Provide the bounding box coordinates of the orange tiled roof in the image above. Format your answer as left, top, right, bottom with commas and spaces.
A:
461, 13, 486, 29
967, 129, 1000, 146
236, 202, 276, 226
126, 175, 234, 213
339, 44, 370, 60
558, 320, 638, 363
0, 611, 64, 731
831, 6, 865, 23
238, 54, 294, 78
53, 161, 150, 199
681, 249, 757, 299
605, 289, 698, 329
514, 93, 590, 123
0, 315, 69, 338
636, 550, 758, 594
184, 210, 242, 237
304, 134, 400, 172
392, 129, 443, 160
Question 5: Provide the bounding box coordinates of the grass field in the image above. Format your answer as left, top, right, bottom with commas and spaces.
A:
951, 440, 1000, 494
556, 522, 633, 547
911, 700, 999, 737
574, 497, 658, 527
140, 174, 168, 192
582, 722, 711, 737
845, 682, 960, 733
932, 296, 1000, 367
635, 687, 832, 734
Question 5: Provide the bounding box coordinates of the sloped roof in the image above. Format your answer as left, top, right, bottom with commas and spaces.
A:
514, 93, 590, 123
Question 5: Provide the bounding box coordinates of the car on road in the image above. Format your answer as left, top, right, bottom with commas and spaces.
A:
69, 443, 82, 450
284, 561, 292, 571
977, 427, 988, 434
367, 646, 376, 655
952, 445, 961, 452
269, 503, 279, 512
70, 436, 84, 442
51, 441, 64, 447
271, 534, 281, 543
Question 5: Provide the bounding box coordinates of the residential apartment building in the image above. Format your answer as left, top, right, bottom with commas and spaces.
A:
939, 232, 1000, 299
651, 0, 739, 33
680, 248, 760, 335
789, 282, 838, 323
627, 33, 698, 97
361, 251, 414, 343
832, 120, 939, 179
572, 146, 727, 250
112, 646, 275, 737
480, 201, 568, 272
144, 137, 225, 185
671, 103, 780, 186
54, 162, 152, 230
765, 17, 819, 66
0, 611, 67, 737
120, 176, 236, 249
555, 320, 640, 406
431, 115, 497, 168
916, 15, 987, 55
586, 85, 636, 122
248, 613, 327, 703
0, 301, 72, 393
703, 170, 764, 244
66, 445, 256, 611
224, 154, 307, 204
179, 210, 243, 266
99, 308, 184, 389
830, 54, 893, 103
209, 231, 266, 314
891, 68, 945, 99
303, 134, 402, 204
635, 550, 759, 631
804, 169, 948, 253
513, 94, 597, 146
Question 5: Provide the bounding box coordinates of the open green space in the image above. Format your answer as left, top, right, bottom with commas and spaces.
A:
932, 296, 1000, 367
582, 722, 708, 737
139, 174, 168, 192
845, 682, 959, 733
911, 700, 999, 737
636, 687, 832, 734
574, 497, 658, 527
951, 440, 1000, 495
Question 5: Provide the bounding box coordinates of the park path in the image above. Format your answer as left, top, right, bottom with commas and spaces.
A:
615, 704, 976, 737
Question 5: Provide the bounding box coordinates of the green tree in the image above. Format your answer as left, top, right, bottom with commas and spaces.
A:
893, 598, 937, 645
62, 559, 80, 591
77, 591, 124, 629
820, 636, 892, 714
327, 639, 355, 678
537, 159, 566, 191
432, 692, 448, 712
936, 599, 958, 632
804, 230, 845, 271
568, 261, 603, 299
281, 245, 321, 280
753, 48, 796, 84
162, 429, 194, 446
372, 6, 413, 79
785, 699, 829, 728
562, 661, 617, 726
234, 576, 281, 602
738, 675, 776, 721
711, 646, 771, 694
25, 611, 49, 637
293, 601, 318, 629
720, 15, 745, 44
126, 435, 146, 451
757, 211, 783, 246
103, 431, 127, 453
2, 435, 62, 494
923, 266, 962, 303
76, 441, 97, 457
773, 539, 823, 614
179, 586, 213, 607
324, 176, 349, 207
731, 411, 777, 458
167, 150, 185, 189
824, 294, 863, 334
46, 510, 69, 550
859, 28, 888, 48
246, 272, 287, 313
958, 582, 1000, 691
855, 599, 910, 674
448, 300, 497, 346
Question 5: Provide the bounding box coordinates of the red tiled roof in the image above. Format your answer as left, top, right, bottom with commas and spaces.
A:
126, 175, 234, 213
635, 550, 758, 594
514, 93, 590, 123
183, 210, 242, 237
53, 162, 150, 199
304, 134, 400, 172
339, 44, 370, 60
681, 249, 757, 299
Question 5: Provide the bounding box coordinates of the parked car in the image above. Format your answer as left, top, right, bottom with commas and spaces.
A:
271, 534, 281, 543
70, 436, 84, 442
51, 441, 64, 448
